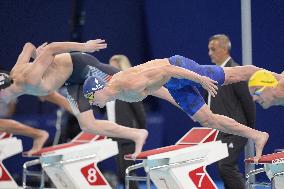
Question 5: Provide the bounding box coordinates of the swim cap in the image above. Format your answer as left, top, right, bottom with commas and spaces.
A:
0, 72, 13, 90
83, 76, 106, 100
248, 70, 278, 87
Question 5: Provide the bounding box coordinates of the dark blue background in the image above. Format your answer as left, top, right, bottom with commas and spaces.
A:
1, 0, 283, 183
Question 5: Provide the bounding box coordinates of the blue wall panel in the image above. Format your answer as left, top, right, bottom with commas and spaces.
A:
0, 0, 283, 183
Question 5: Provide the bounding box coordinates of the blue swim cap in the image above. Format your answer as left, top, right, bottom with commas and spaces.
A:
83, 76, 106, 100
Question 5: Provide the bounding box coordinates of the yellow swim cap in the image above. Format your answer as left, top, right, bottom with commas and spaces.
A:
248, 70, 278, 87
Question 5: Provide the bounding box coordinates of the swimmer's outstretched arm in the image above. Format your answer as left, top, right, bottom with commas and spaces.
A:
143, 59, 218, 96
223, 65, 282, 85
27, 39, 107, 84
40, 39, 107, 56
141, 59, 213, 84
12, 42, 36, 72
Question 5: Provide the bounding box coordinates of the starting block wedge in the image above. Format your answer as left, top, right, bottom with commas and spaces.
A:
23, 132, 118, 189
125, 128, 228, 189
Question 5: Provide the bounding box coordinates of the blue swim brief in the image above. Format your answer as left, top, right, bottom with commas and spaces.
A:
164, 55, 225, 116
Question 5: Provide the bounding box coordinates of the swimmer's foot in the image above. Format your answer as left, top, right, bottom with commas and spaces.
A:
26, 130, 49, 156
253, 132, 269, 163
131, 129, 148, 160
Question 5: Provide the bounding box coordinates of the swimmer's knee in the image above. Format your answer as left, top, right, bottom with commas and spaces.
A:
78, 118, 103, 134
198, 114, 218, 128
6, 119, 20, 126
76, 116, 91, 132
77, 121, 88, 132
199, 118, 212, 128
80, 125, 90, 133
79, 122, 97, 134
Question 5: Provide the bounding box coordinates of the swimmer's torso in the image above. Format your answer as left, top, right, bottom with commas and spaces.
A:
109, 58, 170, 102
116, 90, 147, 102
11, 53, 73, 95
123, 58, 170, 73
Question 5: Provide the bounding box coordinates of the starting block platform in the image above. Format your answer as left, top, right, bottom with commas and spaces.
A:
0, 132, 23, 189
23, 132, 118, 189
245, 151, 284, 189
124, 128, 229, 189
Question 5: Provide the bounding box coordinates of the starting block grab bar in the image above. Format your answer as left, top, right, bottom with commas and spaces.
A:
149, 157, 205, 170
40, 154, 97, 167
246, 168, 265, 179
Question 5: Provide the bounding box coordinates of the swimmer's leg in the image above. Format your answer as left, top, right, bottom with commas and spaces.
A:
0, 119, 49, 156
192, 105, 269, 162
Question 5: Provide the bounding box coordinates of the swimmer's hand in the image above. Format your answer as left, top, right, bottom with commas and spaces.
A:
84, 39, 107, 52
35, 42, 48, 58
30, 42, 48, 59
199, 76, 218, 97
23, 43, 36, 59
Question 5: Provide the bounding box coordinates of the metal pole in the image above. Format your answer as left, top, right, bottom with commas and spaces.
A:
53, 109, 63, 145
241, 0, 253, 66
241, 0, 256, 186
70, 0, 85, 42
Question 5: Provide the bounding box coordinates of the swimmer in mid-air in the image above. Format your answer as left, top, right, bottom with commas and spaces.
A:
0, 40, 148, 158
83, 55, 270, 161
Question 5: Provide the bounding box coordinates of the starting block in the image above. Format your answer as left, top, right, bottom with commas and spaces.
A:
23, 132, 118, 189
245, 151, 284, 189
125, 128, 228, 189
0, 132, 23, 189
